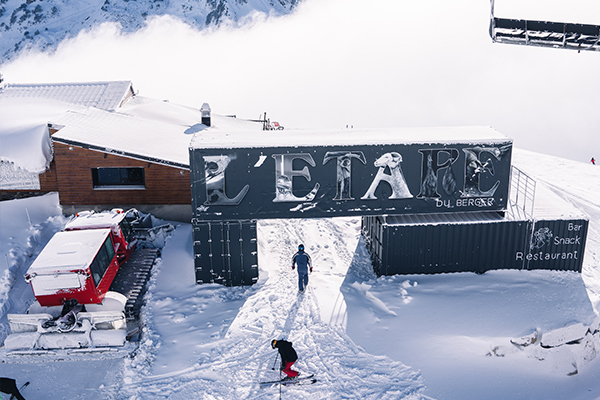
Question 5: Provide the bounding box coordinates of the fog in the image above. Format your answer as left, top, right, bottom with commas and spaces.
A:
1, 0, 599, 163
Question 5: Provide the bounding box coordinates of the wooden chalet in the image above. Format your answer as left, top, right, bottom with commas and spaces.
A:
0, 81, 206, 222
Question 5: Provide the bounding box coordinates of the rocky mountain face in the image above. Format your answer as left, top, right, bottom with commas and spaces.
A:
0, 0, 299, 61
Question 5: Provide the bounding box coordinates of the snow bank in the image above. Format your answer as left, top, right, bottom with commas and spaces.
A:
343, 267, 600, 399
0, 193, 65, 342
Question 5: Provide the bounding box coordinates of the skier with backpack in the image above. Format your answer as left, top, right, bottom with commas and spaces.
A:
271, 339, 299, 380
260, 339, 316, 386
292, 244, 312, 293
0, 377, 28, 400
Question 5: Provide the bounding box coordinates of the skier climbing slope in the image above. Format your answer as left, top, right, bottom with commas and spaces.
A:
292, 243, 312, 293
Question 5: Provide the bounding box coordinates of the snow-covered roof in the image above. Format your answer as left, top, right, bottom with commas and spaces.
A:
190, 125, 511, 149
64, 210, 126, 231
26, 229, 111, 274
50, 98, 195, 168
50, 96, 261, 168
0, 81, 134, 111
0, 80, 134, 174
0, 82, 262, 173
383, 211, 505, 226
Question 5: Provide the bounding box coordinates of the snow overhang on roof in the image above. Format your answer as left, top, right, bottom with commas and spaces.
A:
0, 97, 88, 173
0, 81, 135, 110
190, 126, 512, 150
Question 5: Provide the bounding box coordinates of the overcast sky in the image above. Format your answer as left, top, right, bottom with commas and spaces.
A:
1, 0, 599, 163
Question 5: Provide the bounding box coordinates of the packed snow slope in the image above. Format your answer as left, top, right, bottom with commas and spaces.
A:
0, 148, 600, 400
513, 149, 600, 312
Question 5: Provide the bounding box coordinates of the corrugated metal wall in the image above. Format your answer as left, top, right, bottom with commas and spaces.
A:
525, 219, 588, 273
362, 215, 588, 275
193, 220, 258, 286
383, 219, 530, 275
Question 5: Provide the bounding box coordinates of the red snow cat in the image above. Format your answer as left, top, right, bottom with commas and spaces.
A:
4, 209, 159, 358
27, 209, 137, 307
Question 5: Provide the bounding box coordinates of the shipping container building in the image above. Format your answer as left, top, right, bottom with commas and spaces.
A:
362, 168, 589, 276
189, 125, 589, 284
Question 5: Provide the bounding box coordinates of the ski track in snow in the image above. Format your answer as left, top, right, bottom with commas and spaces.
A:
530, 176, 600, 313
114, 218, 425, 399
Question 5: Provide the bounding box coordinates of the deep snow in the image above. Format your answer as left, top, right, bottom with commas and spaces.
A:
0, 148, 600, 399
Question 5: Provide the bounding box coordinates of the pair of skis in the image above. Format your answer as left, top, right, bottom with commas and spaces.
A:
259, 373, 316, 386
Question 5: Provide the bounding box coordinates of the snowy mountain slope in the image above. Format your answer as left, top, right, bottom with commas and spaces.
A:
0, 0, 299, 61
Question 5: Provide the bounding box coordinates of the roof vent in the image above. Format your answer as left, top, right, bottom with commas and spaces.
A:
201, 103, 211, 127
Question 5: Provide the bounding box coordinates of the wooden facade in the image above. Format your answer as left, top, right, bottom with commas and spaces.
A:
1, 82, 195, 221
52, 142, 191, 206
39, 159, 59, 192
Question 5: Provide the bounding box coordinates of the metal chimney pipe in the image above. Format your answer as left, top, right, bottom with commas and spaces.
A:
201, 103, 211, 127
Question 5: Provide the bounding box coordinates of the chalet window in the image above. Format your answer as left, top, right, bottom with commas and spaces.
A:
92, 167, 145, 189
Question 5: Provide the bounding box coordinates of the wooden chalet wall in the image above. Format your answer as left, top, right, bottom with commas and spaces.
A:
39, 160, 59, 192
53, 142, 191, 206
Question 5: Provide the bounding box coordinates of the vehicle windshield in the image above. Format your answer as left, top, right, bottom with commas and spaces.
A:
119, 218, 135, 243
89, 235, 116, 287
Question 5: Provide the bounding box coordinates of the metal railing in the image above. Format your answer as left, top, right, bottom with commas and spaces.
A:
508, 165, 536, 220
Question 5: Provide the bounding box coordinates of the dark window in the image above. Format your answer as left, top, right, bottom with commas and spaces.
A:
119, 218, 135, 244
89, 235, 116, 287
92, 167, 145, 188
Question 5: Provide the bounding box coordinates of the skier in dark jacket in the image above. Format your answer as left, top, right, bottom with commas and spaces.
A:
292, 244, 312, 293
0, 377, 27, 400
271, 339, 299, 379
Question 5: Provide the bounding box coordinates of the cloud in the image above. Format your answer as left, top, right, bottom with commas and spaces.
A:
494, 0, 600, 25
1, 0, 599, 162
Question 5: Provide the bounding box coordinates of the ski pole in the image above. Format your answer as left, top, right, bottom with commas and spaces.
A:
271, 352, 279, 370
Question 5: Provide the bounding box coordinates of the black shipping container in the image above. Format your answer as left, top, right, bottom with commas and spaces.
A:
362, 214, 588, 275
522, 219, 588, 273
193, 219, 258, 286
189, 127, 513, 221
